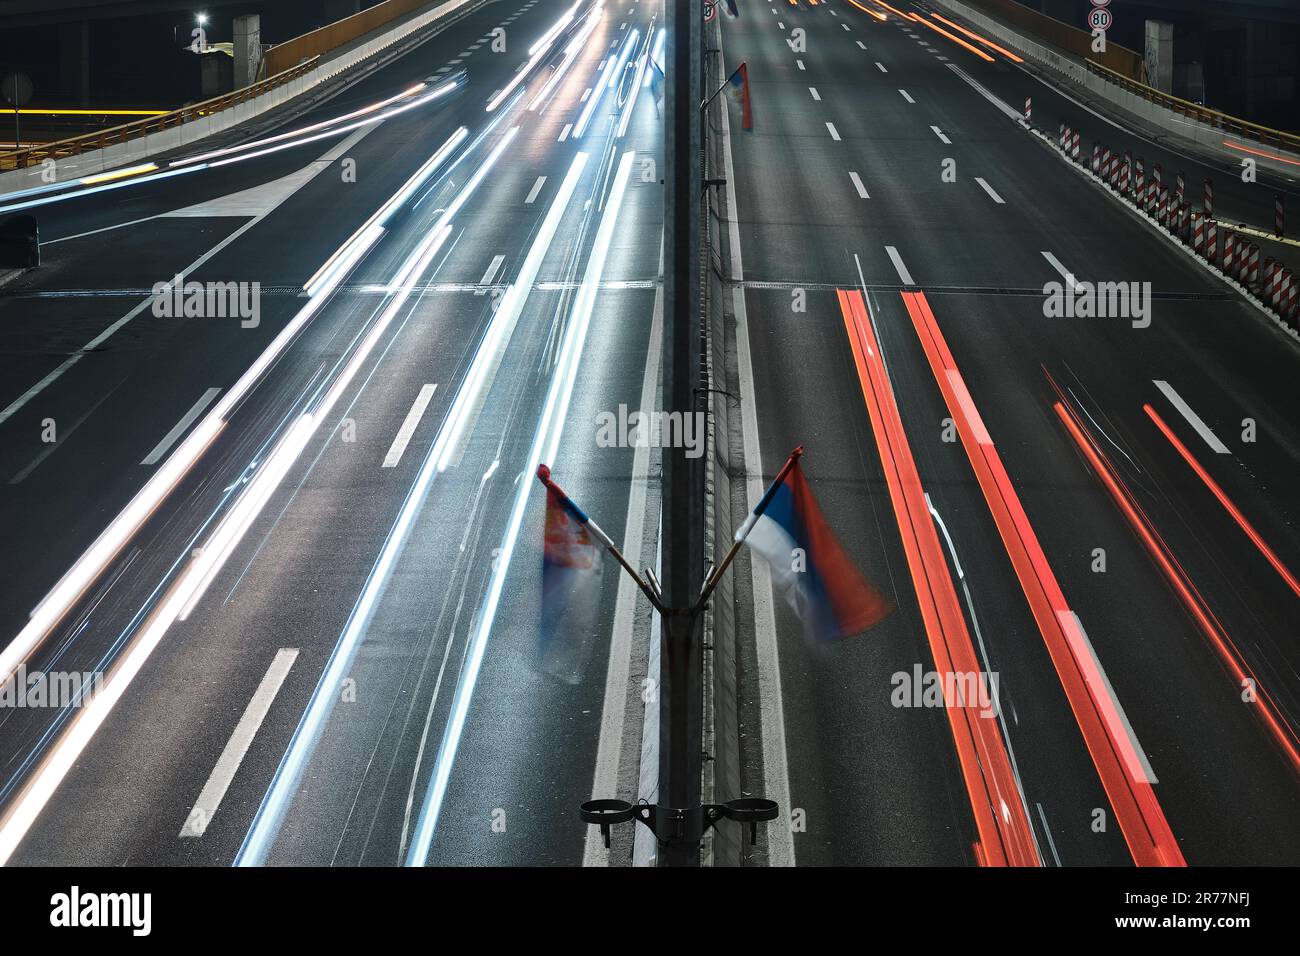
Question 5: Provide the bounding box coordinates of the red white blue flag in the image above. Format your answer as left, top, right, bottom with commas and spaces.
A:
538, 465, 604, 682
739, 450, 890, 641
727, 61, 753, 131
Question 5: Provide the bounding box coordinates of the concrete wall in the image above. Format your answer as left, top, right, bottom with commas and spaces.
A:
934, 0, 1300, 178
0, 0, 479, 196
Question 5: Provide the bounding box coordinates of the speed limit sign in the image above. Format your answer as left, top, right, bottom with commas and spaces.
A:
1091, 0, 1111, 7
1088, 8, 1112, 30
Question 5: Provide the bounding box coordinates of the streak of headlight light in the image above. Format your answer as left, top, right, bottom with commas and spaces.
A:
0, 215, 460, 863
528, 13, 601, 111
527, 1, 579, 56
488, 14, 574, 112
607, 29, 639, 89
169, 81, 431, 168
432, 151, 589, 471
644, 28, 665, 87
617, 30, 652, 138
0, 81, 458, 217
0, 163, 160, 206
236, 151, 588, 868
0, 413, 310, 867
4, 128, 468, 688
175, 224, 453, 622
574, 32, 635, 137
175, 129, 519, 619
206, 81, 460, 170
304, 127, 468, 296
0, 166, 200, 216
403, 149, 635, 866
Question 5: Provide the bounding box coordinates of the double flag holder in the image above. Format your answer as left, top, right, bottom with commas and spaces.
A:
535, 454, 799, 858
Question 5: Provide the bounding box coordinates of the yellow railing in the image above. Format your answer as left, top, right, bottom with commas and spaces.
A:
1086, 59, 1300, 156
0, 57, 318, 172
263, 0, 441, 78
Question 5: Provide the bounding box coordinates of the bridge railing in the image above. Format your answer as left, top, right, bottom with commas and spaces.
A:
1086, 59, 1300, 157
0, 57, 318, 172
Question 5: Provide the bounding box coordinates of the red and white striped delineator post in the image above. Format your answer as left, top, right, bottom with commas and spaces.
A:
1203, 179, 1214, 219
1180, 204, 1192, 242
1223, 231, 1237, 274
1276, 194, 1286, 237
1191, 212, 1204, 251
1119, 152, 1131, 194
1263, 258, 1278, 305
1071, 129, 1081, 162
1206, 219, 1218, 263
1092, 141, 1101, 173
1285, 273, 1298, 320
1135, 157, 1145, 197
1176, 171, 1186, 204
1025, 97, 1032, 124
1158, 187, 1170, 226
1245, 244, 1260, 286
1059, 121, 1066, 147
1101, 145, 1112, 180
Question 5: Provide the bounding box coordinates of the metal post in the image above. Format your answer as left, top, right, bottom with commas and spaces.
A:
659, 0, 705, 867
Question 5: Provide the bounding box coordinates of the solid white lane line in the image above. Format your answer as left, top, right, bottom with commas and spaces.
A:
899, 89, 915, 104
809, 87, 821, 101
1153, 380, 1230, 454
382, 384, 439, 468
886, 245, 915, 285
1041, 251, 1079, 291
717, 42, 796, 864
559, 123, 572, 141
476, 254, 505, 293
849, 171, 870, 198
524, 175, 547, 204
947, 63, 1022, 121
179, 648, 299, 837
876, 61, 888, 72
141, 387, 222, 466
930, 124, 951, 144
974, 176, 1005, 204
826, 121, 841, 141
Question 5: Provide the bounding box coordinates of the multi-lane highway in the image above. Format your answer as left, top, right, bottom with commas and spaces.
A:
0, 0, 666, 866
717, 0, 1300, 866
0, 0, 1297, 871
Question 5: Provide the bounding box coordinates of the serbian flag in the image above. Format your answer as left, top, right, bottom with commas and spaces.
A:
538, 465, 605, 682
727, 62, 753, 131
738, 448, 889, 641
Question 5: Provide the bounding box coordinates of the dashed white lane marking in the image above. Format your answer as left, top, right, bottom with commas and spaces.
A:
476, 254, 506, 293
525, 175, 547, 204
796, 59, 806, 70
580, 87, 592, 102
778, 21, 785, 29
826, 121, 841, 141
856, 40, 866, 49
842, 22, 851, 31
809, 87, 821, 101
975, 176, 1005, 204
937, 56, 950, 62
179, 648, 299, 838
849, 172, 870, 198
899, 89, 915, 104
559, 123, 572, 141
886, 245, 915, 286
1153, 380, 1231, 454
930, 125, 951, 144
383, 384, 439, 467
876, 61, 888, 72
1041, 251, 1079, 291
141, 387, 222, 466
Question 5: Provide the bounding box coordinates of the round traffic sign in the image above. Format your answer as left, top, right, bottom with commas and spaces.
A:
1091, 0, 1111, 7
704, 1, 717, 22
1088, 8, 1112, 30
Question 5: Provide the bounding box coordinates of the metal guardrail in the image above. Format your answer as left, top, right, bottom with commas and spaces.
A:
262, 0, 438, 78
0, 57, 319, 172
1086, 59, 1300, 157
